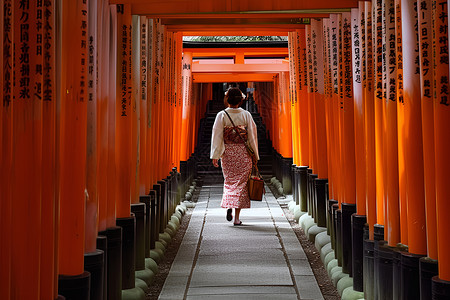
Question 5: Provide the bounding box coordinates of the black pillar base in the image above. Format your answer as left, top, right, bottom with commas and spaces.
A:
180, 161, 187, 195
341, 203, 356, 274
352, 214, 367, 292
116, 216, 136, 290
131, 203, 146, 271
401, 252, 425, 300
297, 166, 308, 212
139, 195, 151, 258
393, 244, 408, 300
374, 224, 385, 241
309, 174, 318, 218
84, 250, 105, 300
327, 199, 338, 237
331, 203, 339, 251
314, 179, 328, 228
363, 239, 375, 300
420, 257, 438, 300
282, 158, 293, 194
58, 271, 91, 300
373, 225, 384, 300
149, 191, 157, 250
336, 209, 343, 266
377, 243, 394, 300
98, 226, 122, 300
157, 180, 167, 233
292, 164, 298, 205
432, 276, 450, 300
96, 235, 107, 300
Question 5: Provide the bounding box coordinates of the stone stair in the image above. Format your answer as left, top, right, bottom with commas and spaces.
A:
192, 98, 273, 177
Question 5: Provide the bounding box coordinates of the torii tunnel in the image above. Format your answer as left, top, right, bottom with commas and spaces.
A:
2, 0, 450, 299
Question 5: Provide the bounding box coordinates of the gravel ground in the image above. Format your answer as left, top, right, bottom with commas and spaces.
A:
146, 207, 192, 300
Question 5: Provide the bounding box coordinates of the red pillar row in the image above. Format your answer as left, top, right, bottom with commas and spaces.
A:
1, 5, 199, 296
287, 0, 450, 281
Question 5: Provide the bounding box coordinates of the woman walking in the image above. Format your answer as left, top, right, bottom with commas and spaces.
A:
210, 87, 259, 225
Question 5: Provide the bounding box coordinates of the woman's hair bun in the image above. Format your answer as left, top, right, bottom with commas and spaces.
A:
225, 87, 245, 106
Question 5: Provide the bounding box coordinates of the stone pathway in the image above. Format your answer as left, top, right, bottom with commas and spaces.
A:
159, 178, 324, 300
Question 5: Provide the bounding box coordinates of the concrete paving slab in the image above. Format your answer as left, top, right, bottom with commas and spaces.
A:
285, 249, 308, 260
195, 250, 287, 263
187, 285, 296, 296
189, 264, 293, 287
186, 294, 298, 300
158, 275, 189, 300
295, 275, 324, 300
165, 259, 194, 277
158, 181, 325, 300
290, 259, 315, 276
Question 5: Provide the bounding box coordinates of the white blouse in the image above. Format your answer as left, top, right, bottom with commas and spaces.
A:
210, 108, 259, 160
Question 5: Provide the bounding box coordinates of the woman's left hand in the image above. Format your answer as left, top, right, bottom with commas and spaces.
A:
212, 159, 219, 168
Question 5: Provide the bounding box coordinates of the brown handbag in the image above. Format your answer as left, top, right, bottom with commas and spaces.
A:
248, 166, 264, 201
223, 110, 265, 201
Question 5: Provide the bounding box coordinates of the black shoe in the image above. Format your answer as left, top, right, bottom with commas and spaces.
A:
233, 221, 243, 226
226, 209, 232, 222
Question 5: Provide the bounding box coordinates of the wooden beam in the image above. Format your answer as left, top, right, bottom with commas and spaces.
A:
192, 63, 289, 72
184, 48, 289, 58
160, 17, 318, 26
192, 73, 276, 82
183, 48, 289, 57
108, 0, 358, 15
145, 13, 328, 19
182, 31, 291, 36
167, 24, 305, 32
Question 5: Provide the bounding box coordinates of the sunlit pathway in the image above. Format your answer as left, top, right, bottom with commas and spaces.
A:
159, 177, 324, 300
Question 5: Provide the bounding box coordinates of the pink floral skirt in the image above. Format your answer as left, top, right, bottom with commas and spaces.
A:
220, 143, 253, 209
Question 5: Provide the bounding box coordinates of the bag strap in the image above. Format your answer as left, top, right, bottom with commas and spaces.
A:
223, 110, 248, 144
223, 111, 266, 195
223, 110, 262, 178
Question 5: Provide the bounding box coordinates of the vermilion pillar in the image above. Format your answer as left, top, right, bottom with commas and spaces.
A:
139, 16, 149, 195
373, 0, 386, 227
41, 1, 58, 298
115, 4, 132, 218
296, 29, 309, 167
181, 51, 193, 162
434, 0, 450, 281
306, 26, 316, 172
384, 0, 400, 247
288, 32, 300, 166
11, 0, 44, 292
1, 2, 13, 299
131, 15, 140, 203
341, 12, 356, 206
401, 0, 427, 256
352, 5, 367, 216
364, 1, 377, 237
58, 0, 89, 277
419, 0, 437, 260
107, 6, 117, 228
148, 19, 159, 186
97, 0, 111, 233
329, 15, 340, 202
311, 19, 328, 180
395, 0, 408, 246
175, 32, 184, 170
145, 19, 154, 188
322, 19, 333, 191
279, 71, 293, 159
86, 0, 99, 254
